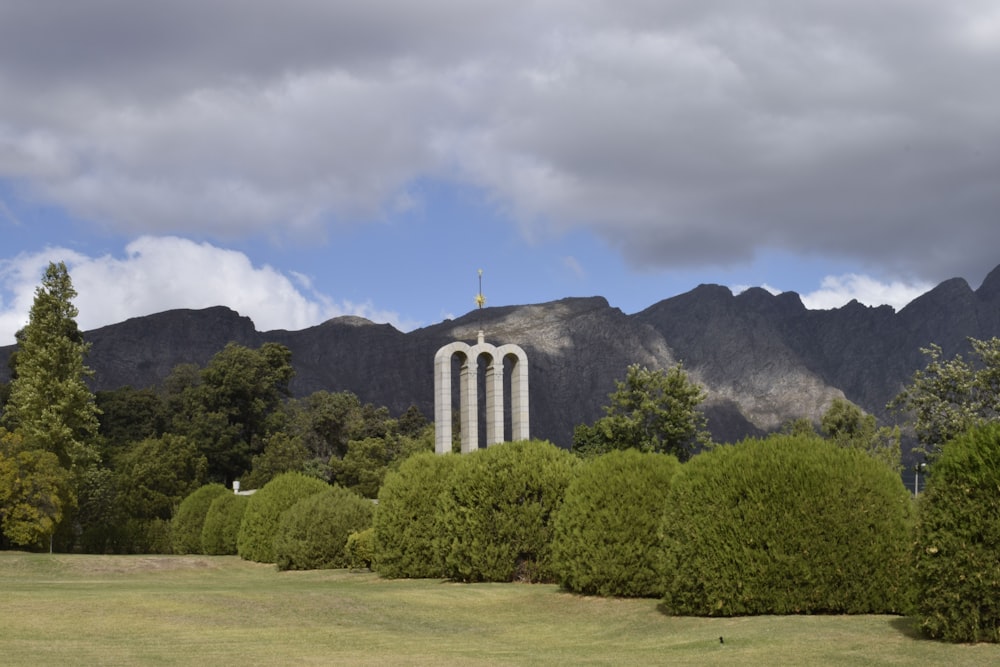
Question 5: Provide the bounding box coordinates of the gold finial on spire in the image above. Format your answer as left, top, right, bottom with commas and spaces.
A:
475, 269, 486, 309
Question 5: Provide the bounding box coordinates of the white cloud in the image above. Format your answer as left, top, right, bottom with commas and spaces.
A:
0, 236, 416, 345
799, 274, 934, 311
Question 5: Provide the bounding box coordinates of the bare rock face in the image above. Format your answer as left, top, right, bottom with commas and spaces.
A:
3, 266, 1000, 454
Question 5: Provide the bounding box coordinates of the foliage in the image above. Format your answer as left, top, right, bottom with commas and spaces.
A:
236, 471, 330, 563
572, 364, 710, 461
891, 338, 1000, 459
820, 397, 902, 472
168, 342, 294, 482
551, 449, 680, 597
274, 485, 374, 571
171, 483, 229, 554
660, 433, 913, 616
278, 390, 367, 463
911, 423, 1000, 642
1, 262, 100, 473
200, 492, 249, 555
95, 386, 166, 458
373, 452, 461, 579
329, 425, 433, 498
437, 440, 577, 583
114, 433, 208, 522
345, 527, 375, 570
73, 466, 124, 553
240, 432, 312, 489
0, 430, 74, 548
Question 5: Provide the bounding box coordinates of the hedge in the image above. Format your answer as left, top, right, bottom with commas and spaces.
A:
551, 449, 680, 597
373, 452, 461, 579
274, 485, 374, 571
201, 492, 250, 555
912, 423, 1000, 642
236, 472, 330, 563
660, 434, 913, 616
436, 440, 577, 583
171, 484, 229, 554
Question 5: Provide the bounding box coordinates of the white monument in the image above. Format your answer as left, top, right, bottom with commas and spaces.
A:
434, 271, 529, 454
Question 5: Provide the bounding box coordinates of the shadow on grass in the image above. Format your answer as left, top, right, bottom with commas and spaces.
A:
889, 616, 927, 640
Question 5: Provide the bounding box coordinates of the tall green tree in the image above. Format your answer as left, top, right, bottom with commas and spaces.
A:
168, 342, 294, 482
891, 338, 1000, 459
572, 364, 710, 461
1, 262, 100, 472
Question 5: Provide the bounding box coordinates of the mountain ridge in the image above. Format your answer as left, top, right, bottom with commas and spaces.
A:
3, 266, 1000, 465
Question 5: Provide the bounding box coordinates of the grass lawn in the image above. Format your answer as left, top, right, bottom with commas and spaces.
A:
1, 552, 997, 666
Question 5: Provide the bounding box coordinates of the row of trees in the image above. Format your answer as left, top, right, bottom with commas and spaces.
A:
0, 263, 430, 552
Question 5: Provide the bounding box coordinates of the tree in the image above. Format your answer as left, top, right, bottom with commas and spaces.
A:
95, 386, 167, 456
1, 262, 100, 472
112, 433, 208, 553
821, 398, 902, 472
329, 424, 433, 498
911, 423, 1000, 642
0, 429, 74, 549
891, 338, 1000, 459
168, 342, 294, 482
572, 364, 710, 461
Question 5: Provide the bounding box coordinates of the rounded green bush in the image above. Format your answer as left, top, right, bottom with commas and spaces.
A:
551, 449, 680, 597
236, 472, 330, 563
437, 440, 577, 583
345, 527, 375, 570
373, 452, 461, 579
274, 485, 374, 571
201, 492, 249, 555
661, 434, 913, 616
171, 483, 229, 554
912, 423, 1000, 642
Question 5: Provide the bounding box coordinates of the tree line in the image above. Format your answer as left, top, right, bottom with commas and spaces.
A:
0, 262, 430, 552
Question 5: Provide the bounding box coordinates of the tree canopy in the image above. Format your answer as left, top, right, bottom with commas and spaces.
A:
891, 337, 1000, 459
572, 363, 710, 461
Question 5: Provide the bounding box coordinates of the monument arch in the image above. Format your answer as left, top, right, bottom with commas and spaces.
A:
434, 331, 529, 454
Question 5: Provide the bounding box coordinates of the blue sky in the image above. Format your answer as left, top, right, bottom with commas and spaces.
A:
2, 1, 998, 345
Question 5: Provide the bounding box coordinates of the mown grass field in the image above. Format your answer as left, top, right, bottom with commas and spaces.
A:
1, 552, 997, 666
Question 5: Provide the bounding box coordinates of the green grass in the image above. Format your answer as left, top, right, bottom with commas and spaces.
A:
1, 552, 997, 666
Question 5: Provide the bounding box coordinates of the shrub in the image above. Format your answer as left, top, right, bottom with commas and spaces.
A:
201, 492, 250, 555
274, 485, 374, 571
551, 449, 680, 597
346, 527, 375, 570
437, 440, 577, 583
373, 452, 461, 579
236, 472, 330, 563
912, 423, 1000, 642
660, 434, 913, 616
171, 484, 228, 554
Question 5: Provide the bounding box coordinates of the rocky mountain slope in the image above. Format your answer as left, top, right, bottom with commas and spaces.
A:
3, 265, 1000, 460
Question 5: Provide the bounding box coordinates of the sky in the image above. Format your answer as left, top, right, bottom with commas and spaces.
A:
1, 1, 998, 346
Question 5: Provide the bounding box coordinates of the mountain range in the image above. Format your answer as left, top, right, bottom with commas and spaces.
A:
4, 264, 1000, 469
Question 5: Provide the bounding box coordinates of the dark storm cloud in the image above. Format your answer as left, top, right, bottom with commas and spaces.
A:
0, 0, 997, 284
